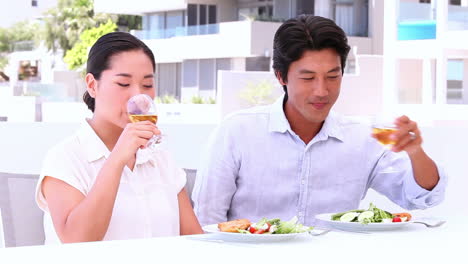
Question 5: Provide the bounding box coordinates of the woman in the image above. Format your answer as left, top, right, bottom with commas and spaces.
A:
35, 32, 203, 243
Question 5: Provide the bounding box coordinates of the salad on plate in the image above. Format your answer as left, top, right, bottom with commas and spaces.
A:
330, 203, 412, 224
217, 216, 313, 234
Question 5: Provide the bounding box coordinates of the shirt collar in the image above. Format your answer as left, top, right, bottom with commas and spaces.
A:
77, 119, 156, 166
317, 111, 345, 142
268, 95, 344, 142
268, 95, 291, 133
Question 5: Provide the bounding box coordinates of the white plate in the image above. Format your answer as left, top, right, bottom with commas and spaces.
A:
315, 213, 412, 232
202, 224, 305, 242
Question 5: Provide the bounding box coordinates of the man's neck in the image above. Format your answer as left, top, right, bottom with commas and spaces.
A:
284, 102, 324, 145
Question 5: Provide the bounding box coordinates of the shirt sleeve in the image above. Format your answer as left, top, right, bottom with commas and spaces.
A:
368, 150, 447, 210
35, 146, 87, 213
191, 120, 241, 226
156, 148, 187, 193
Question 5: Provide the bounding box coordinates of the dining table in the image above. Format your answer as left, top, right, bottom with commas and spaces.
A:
0, 215, 466, 264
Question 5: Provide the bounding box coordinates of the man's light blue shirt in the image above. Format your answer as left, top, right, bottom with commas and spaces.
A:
192, 96, 447, 226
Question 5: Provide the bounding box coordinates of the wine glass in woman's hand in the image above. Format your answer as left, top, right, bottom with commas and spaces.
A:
127, 94, 161, 147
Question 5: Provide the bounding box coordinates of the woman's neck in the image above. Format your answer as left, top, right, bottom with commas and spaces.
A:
87, 117, 123, 151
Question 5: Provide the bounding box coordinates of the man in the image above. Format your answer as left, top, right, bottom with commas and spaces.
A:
192, 15, 446, 226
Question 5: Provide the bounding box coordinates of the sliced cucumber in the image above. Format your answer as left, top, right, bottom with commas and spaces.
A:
357, 211, 374, 223
340, 212, 360, 222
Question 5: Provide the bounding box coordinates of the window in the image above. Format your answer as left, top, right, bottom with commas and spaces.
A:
238, 0, 274, 21
188, 4, 198, 26
209, 5, 217, 24
333, 0, 369, 37
31, 0, 38, 7
156, 63, 181, 99
246, 57, 271, 72
296, 0, 314, 15
183, 60, 198, 88
199, 5, 207, 25
199, 59, 216, 91
447, 59, 463, 103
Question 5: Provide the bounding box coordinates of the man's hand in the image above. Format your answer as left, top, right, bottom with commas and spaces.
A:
390, 115, 423, 155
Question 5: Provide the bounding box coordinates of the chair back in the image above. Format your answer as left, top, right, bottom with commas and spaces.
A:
0, 172, 44, 247
183, 168, 197, 206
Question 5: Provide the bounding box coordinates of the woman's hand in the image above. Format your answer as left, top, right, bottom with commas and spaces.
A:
112, 121, 160, 163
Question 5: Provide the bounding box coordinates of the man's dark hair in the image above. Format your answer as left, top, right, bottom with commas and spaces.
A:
83, 32, 156, 112
272, 15, 350, 98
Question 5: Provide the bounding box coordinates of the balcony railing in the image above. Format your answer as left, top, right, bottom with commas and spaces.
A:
12, 41, 35, 52
448, 5, 468, 30
133, 24, 220, 40
398, 2, 435, 40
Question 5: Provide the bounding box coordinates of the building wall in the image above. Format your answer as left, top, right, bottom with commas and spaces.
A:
369, 0, 385, 55
0, 96, 37, 122
188, 0, 238, 22
463, 59, 468, 103
249, 22, 280, 57
397, 59, 423, 104
217, 70, 283, 118
348, 37, 373, 55
94, 0, 186, 15
333, 55, 384, 116
143, 21, 276, 63
0, 0, 57, 27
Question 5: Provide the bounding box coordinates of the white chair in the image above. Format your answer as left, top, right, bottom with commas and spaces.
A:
183, 168, 197, 206
0, 172, 44, 247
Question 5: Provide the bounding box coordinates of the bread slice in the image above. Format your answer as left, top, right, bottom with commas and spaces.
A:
217, 219, 251, 233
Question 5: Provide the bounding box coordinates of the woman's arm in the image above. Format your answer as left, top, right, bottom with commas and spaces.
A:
42, 153, 126, 243
178, 189, 204, 235
42, 122, 158, 243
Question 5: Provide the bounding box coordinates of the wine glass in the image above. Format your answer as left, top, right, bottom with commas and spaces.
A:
127, 94, 162, 147
371, 115, 397, 148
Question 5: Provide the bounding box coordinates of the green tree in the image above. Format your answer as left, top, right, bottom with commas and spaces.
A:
0, 56, 8, 72
0, 21, 39, 53
41, 0, 116, 55
0, 28, 9, 52
41, 0, 142, 56
239, 80, 277, 106
117, 15, 143, 31
64, 20, 117, 70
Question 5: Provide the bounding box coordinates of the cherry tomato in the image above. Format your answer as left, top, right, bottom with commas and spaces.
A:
392, 217, 402, 222
249, 226, 257, 233
254, 229, 265, 234
393, 213, 412, 221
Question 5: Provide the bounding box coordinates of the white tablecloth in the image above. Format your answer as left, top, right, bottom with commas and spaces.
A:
0, 217, 466, 264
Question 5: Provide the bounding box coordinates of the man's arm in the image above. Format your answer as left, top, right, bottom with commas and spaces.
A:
390, 115, 439, 190
369, 115, 446, 210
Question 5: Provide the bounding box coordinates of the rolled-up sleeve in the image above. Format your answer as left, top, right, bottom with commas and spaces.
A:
369, 150, 447, 210
402, 162, 447, 208
191, 120, 241, 226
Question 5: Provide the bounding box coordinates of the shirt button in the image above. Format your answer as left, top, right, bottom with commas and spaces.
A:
301, 179, 305, 185
298, 211, 303, 216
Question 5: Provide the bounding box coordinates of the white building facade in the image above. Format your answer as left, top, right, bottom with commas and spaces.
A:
0, 0, 57, 28
93, 0, 468, 112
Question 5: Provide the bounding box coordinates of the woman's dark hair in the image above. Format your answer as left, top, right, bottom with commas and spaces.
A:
83, 32, 156, 112
272, 15, 350, 99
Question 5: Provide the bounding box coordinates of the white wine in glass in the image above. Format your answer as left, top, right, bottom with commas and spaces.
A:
371, 115, 397, 147
127, 94, 161, 146
128, 114, 158, 124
